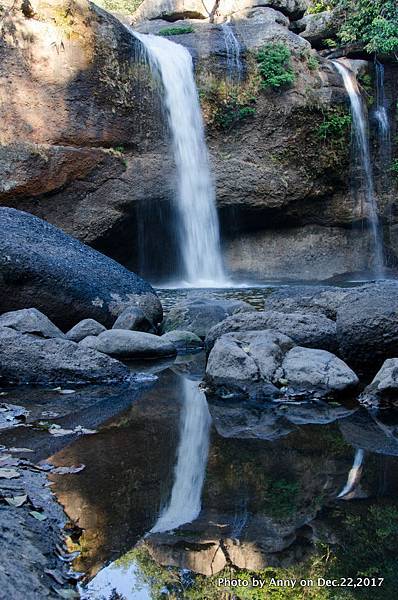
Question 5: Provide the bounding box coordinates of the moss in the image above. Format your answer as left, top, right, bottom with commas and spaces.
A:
158, 25, 194, 36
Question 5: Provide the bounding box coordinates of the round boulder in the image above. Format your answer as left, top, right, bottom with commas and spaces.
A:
66, 319, 107, 342
80, 329, 177, 359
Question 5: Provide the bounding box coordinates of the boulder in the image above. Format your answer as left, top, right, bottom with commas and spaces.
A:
263, 285, 351, 320
277, 347, 359, 395
205, 310, 337, 352
162, 330, 203, 352
66, 319, 107, 342
292, 11, 340, 49
358, 359, 398, 409
0, 308, 65, 339
161, 297, 254, 338
0, 327, 129, 385
112, 306, 155, 333
335, 282, 398, 372
0, 208, 162, 330
132, 0, 212, 23
205, 330, 294, 397
80, 329, 177, 359
231, 8, 311, 52
219, 0, 310, 20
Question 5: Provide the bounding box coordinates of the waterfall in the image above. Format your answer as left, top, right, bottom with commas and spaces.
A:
133, 31, 227, 287
337, 448, 364, 499
374, 61, 391, 169
150, 379, 211, 533
221, 22, 242, 82
333, 61, 384, 277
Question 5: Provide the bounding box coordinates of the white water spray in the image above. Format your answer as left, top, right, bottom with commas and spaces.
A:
133, 32, 227, 287
333, 61, 384, 277
375, 61, 391, 169
150, 379, 211, 533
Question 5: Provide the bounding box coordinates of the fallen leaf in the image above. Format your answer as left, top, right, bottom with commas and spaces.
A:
5, 494, 27, 507
45, 568, 66, 585
58, 390, 76, 395
48, 428, 75, 437
29, 510, 47, 521
52, 465, 85, 475
54, 589, 79, 599
0, 468, 20, 479
8, 447, 33, 453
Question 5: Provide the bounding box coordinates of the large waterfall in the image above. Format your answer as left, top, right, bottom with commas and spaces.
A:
133, 32, 226, 287
150, 379, 211, 533
333, 61, 384, 277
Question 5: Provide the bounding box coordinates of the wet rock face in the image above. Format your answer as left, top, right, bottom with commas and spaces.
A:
359, 359, 398, 409
0, 327, 129, 385
205, 309, 338, 353
0, 208, 162, 329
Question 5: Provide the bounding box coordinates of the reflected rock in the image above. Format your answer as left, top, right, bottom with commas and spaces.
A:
339, 410, 398, 456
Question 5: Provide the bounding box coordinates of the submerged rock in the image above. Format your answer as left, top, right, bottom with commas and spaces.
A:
277, 347, 359, 395
162, 330, 203, 353
205, 310, 337, 353
358, 359, 398, 409
161, 297, 254, 338
112, 306, 155, 333
80, 329, 177, 359
0, 327, 129, 385
0, 208, 162, 330
0, 308, 65, 339
66, 319, 107, 342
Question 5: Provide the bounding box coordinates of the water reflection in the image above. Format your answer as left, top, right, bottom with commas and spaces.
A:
41, 357, 398, 599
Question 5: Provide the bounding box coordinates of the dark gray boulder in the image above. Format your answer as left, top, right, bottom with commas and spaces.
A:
161, 297, 255, 339
263, 285, 351, 320
0, 327, 129, 385
335, 282, 398, 372
358, 359, 398, 409
112, 306, 154, 333
80, 329, 177, 359
277, 347, 359, 395
0, 208, 162, 330
0, 308, 65, 339
205, 310, 337, 353
66, 319, 107, 342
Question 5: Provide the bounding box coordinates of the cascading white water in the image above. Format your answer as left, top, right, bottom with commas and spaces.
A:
333, 61, 384, 277
375, 61, 391, 168
221, 21, 243, 82
150, 379, 211, 533
133, 32, 227, 287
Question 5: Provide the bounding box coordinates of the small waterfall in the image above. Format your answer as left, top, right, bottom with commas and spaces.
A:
374, 61, 392, 169
133, 32, 227, 287
221, 21, 242, 82
150, 379, 211, 533
337, 448, 364, 499
333, 61, 384, 277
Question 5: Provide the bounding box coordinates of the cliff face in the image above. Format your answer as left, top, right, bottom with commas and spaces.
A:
0, 0, 397, 281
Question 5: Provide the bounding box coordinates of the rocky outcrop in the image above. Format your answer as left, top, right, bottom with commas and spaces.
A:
205, 309, 337, 352
66, 319, 107, 342
161, 297, 254, 338
0, 327, 129, 384
0, 308, 65, 339
0, 208, 162, 330
79, 329, 177, 358
292, 11, 341, 49
359, 359, 398, 409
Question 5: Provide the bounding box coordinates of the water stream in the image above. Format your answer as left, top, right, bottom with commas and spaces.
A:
221, 21, 243, 82
150, 378, 211, 533
133, 32, 226, 287
374, 61, 392, 171
333, 61, 384, 277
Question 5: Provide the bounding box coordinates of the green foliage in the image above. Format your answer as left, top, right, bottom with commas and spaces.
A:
391, 159, 398, 177
337, 0, 398, 56
317, 108, 351, 143
307, 54, 320, 71
213, 100, 255, 130
256, 43, 296, 90
307, 0, 336, 14
94, 0, 143, 16
323, 38, 338, 48
260, 478, 299, 519
158, 25, 194, 36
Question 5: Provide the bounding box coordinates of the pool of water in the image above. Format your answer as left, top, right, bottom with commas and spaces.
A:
2, 287, 398, 599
